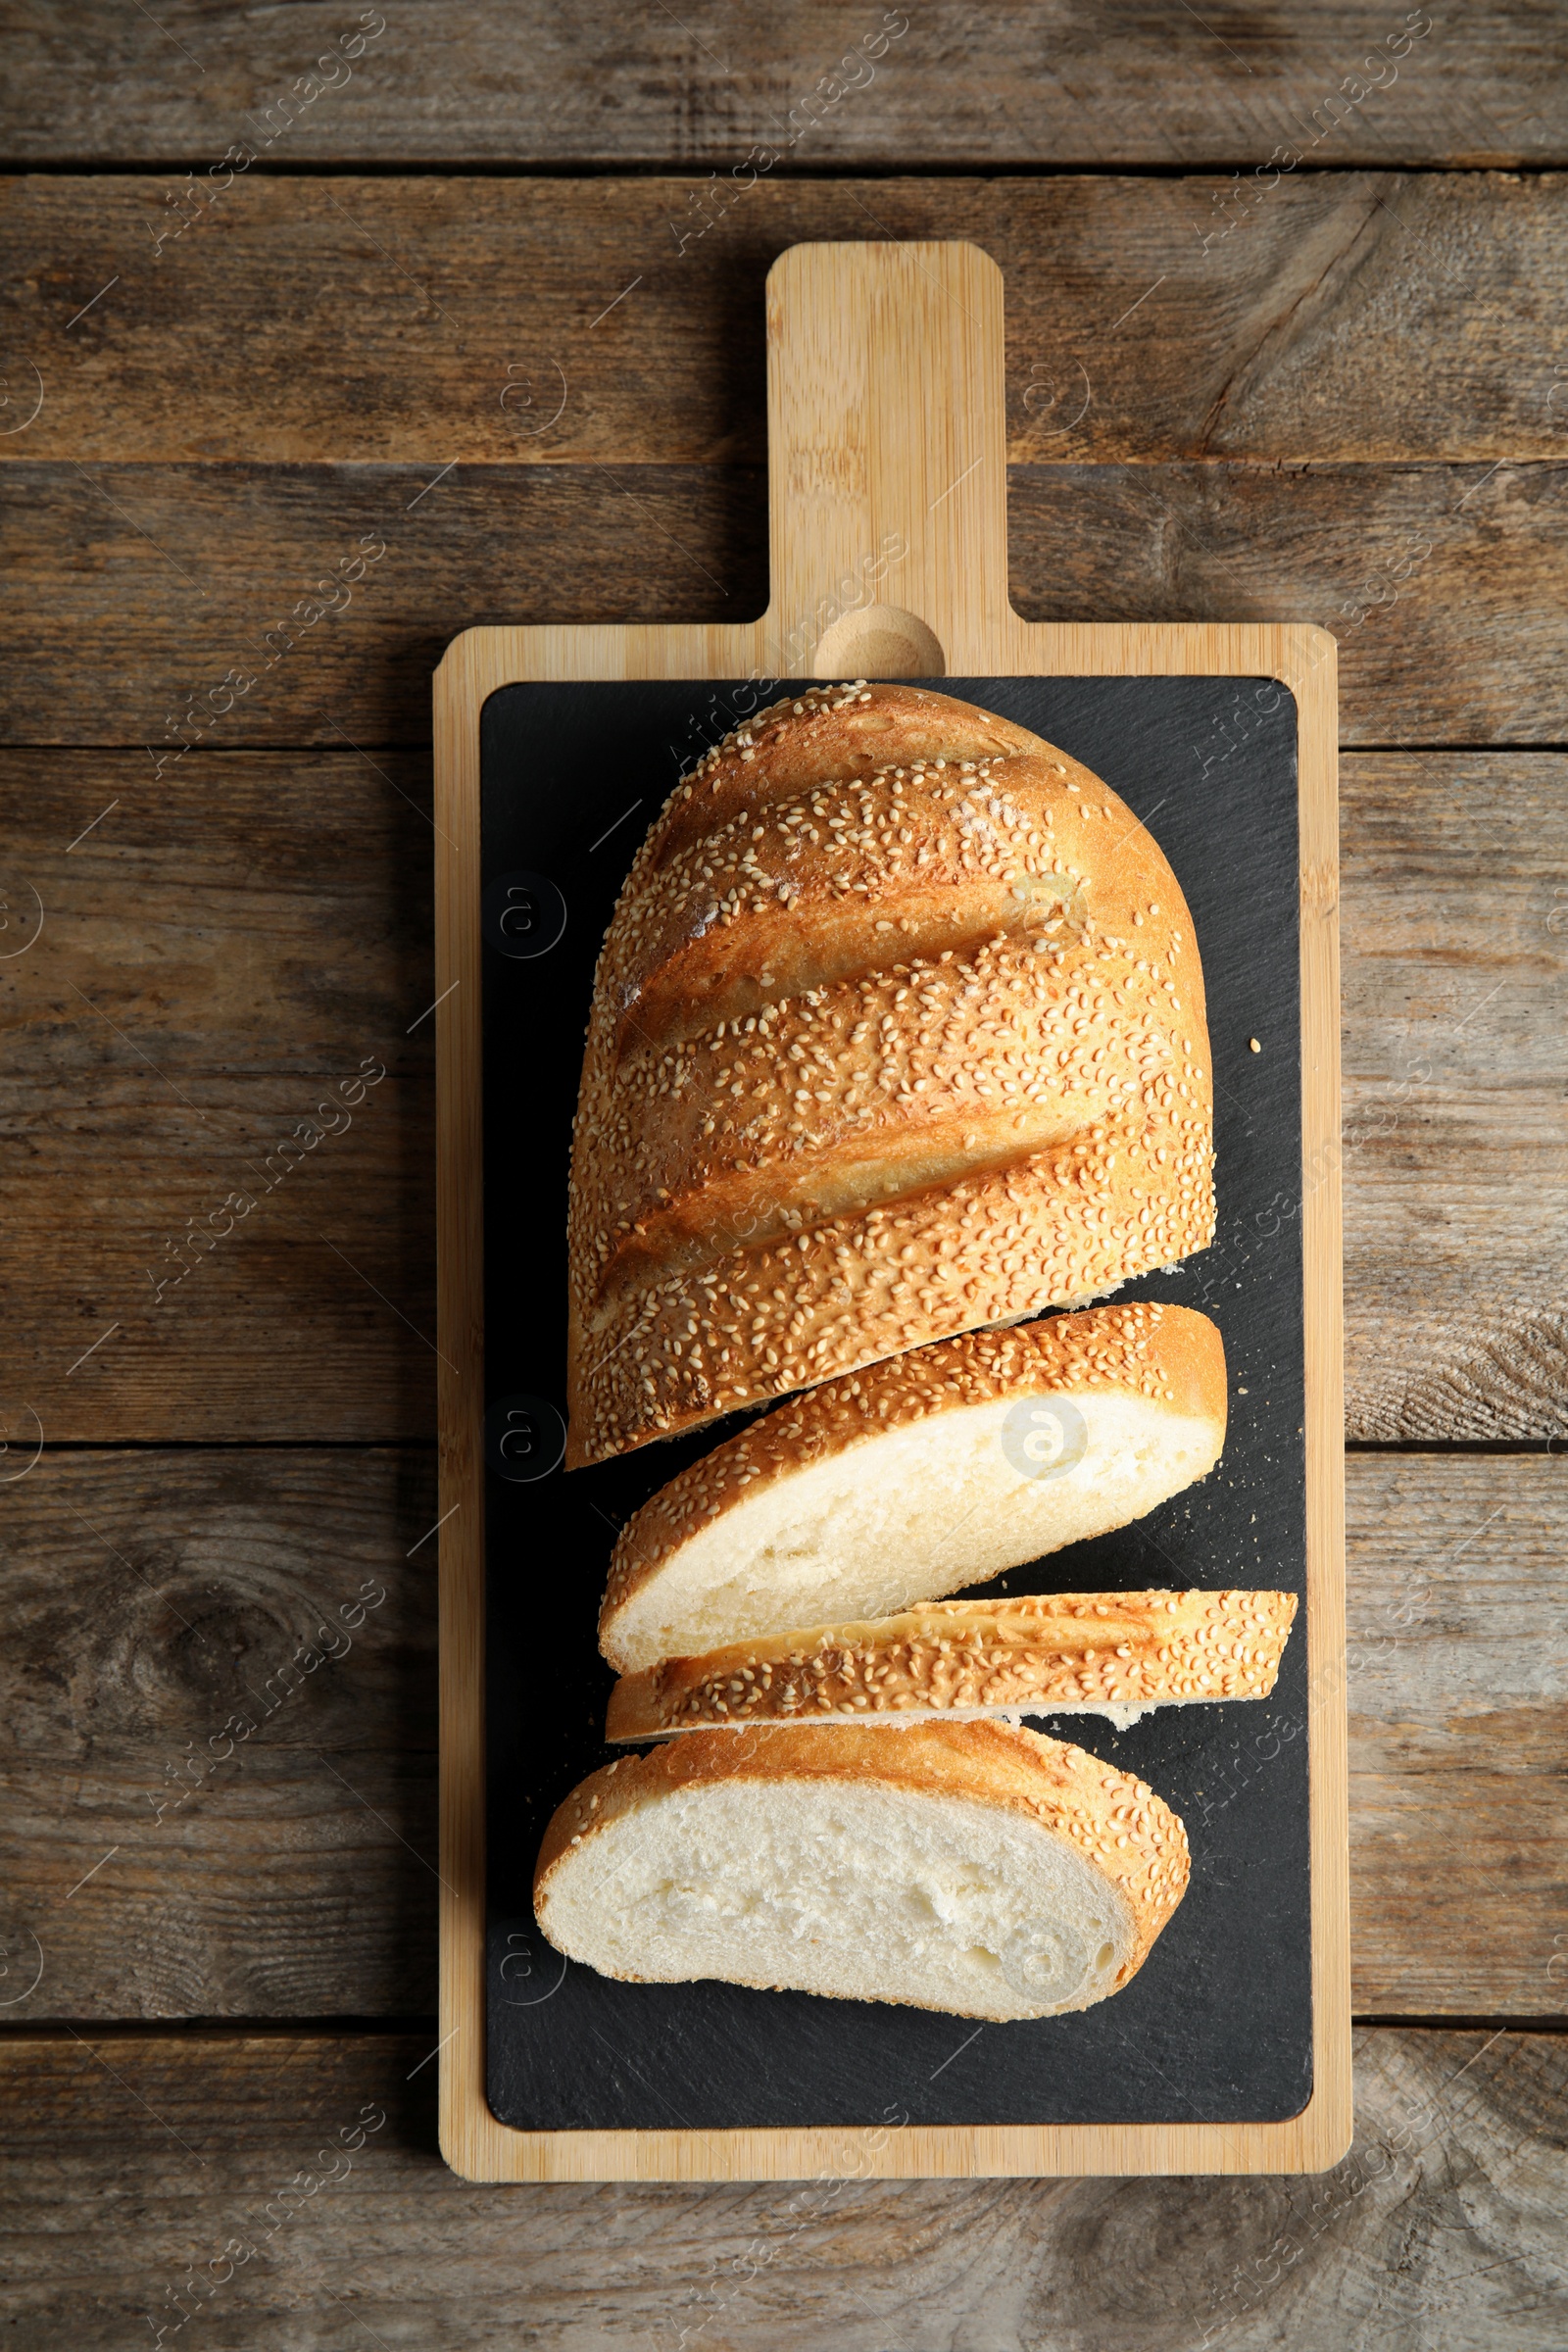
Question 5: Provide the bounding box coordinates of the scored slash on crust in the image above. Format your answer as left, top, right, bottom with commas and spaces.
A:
565, 683, 1216, 1465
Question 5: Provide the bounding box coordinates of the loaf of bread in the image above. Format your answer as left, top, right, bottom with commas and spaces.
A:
598, 1300, 1226, 1673
606, 1586, 1297, 1740
533, 1722, 1190, 2020
567, 682, 1214, 1465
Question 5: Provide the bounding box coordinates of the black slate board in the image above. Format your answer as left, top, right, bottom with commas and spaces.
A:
479, 677, 1308, 2133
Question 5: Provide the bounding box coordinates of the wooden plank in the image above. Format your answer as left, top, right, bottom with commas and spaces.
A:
0, 748, 436, 1442
1006, 460, 1568, 747
0, 460, 766, 748
0, 2026, 1563, 2346
428, 237, 1348, 2180
3, 457, 1564, 748
0, 1449, 438, 2020
0, 6, 1557, 169
1341, 754, 1568, 1443
1348, 1457, 1568, 2017
4, 746, 1558, 1444
0, 1448, 1559, 2022
7, 172, 1568, 466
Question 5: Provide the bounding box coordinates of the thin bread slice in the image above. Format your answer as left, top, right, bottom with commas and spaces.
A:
606, 1587, 1298, 1740
533, 1722, 1189, 2021
599, 1301, 1226, 1673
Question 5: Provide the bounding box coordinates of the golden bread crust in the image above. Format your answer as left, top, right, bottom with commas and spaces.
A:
606, 1587, 1298, 1739
567, 683, 1214, 1464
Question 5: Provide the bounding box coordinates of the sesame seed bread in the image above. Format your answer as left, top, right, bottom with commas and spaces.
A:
566, 682, 1215, 1465
533, 1722, 1190, 2021
598, 1301, 1226, 1674
606, 1587, 1298, 1740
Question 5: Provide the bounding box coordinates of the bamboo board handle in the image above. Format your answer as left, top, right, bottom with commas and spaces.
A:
764, 240, 1010, 678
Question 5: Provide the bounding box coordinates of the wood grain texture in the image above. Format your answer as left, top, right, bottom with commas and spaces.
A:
0, 2026, 1563, 2346
0, 5, 1557, 168
1341, 753, 1568, 1443
0, 1449, 1558, 2022
1005, 460, 1568, 747
4, 457, 1566, 748
0, 1447, 438, 2020
4, 742, 1560, 1445
0, 4, 1554, 2299
0, 459, 766, 747
0, 748, 436, 1441
8, 172, 1568, 466
1347, 1457, 1568, 2018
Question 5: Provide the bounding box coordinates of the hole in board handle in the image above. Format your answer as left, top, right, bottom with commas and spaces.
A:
811, 604, 946, 679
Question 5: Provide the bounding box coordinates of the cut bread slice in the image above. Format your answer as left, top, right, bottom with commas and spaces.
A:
606, 1587, 1298, 1740
534, 1722, 1189, 2021
599, 1301, 1226, 1673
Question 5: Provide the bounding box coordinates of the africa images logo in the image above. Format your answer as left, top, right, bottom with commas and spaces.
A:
1001, 1395, 1090, 1482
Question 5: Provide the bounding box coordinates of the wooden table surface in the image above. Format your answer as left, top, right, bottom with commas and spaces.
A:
3, 7, 1565, 2343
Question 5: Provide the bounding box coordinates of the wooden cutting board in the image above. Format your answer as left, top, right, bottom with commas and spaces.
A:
432, 239, 1348, 2183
